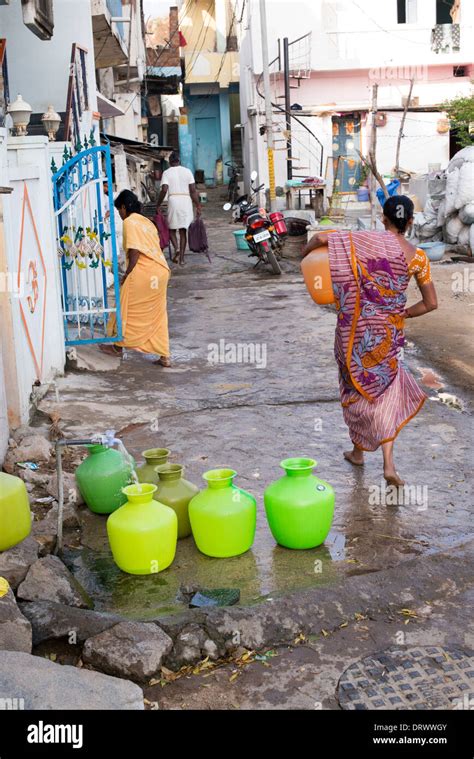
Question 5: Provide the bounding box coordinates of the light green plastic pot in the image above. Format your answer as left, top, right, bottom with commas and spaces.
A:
154, 463, 199, 539
188, 468, 256, 558
264, 457, 334, 549
136, 448, 170, 485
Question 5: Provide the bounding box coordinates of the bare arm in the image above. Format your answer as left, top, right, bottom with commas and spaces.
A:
301, 232, 329, 258
122, 249, 140, 282
405, 281, 438, 319
189, 183, 202, 216
156, 184, 168, 211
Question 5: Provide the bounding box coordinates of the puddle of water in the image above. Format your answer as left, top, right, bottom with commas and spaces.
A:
325, 531, 346, 561
419, 367, 444, 390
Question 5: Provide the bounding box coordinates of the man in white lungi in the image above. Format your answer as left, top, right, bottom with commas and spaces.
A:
156, 151, 202, 265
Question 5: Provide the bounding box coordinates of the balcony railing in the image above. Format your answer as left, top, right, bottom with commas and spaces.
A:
431, 23, 460, 54
91, 0, 128, 68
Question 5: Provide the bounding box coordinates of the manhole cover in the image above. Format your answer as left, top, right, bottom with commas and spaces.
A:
338, 646, 474, 710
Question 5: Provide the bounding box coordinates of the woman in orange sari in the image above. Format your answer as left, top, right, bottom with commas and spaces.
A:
302, 196, 438, 485
101, 190, 171, 366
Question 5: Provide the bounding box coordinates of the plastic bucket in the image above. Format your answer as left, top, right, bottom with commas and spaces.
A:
233, 229, 251, 251
418, 242, 446, 261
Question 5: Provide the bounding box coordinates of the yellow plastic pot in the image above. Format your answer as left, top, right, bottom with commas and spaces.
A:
0, 472, 32, 551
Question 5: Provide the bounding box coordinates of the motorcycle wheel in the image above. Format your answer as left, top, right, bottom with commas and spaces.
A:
266, 247, 282, 275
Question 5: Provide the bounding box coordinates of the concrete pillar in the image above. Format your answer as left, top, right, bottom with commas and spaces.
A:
215, 0, 227, 53
219, 88, 231, 182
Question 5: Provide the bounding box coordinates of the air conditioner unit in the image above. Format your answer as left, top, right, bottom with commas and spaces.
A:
247, 105, 257, 116
21, 0, 54, 40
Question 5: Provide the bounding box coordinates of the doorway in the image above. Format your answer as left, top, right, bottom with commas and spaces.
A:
331, 115, 362, 193
195, 117, 219, 184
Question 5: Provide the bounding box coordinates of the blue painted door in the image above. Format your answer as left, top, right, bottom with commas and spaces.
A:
195, 117, 219, 184
332, 116, 362, 193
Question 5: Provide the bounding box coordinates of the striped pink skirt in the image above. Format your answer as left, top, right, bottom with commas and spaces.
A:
329, 230, 426, 451
340, 366, 426, 451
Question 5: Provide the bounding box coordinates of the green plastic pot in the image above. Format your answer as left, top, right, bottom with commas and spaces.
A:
154, 463, 199, 539
75, 444, 134, 514
107, 483, 177, 575
136, 448, 170, 485
188, 469, 256, 558
264, 458, 334, 549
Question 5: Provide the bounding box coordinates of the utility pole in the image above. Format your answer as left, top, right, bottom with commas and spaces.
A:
259, 0, 277, 211
395, 77, 415, 176
283, 37, 292, 181
369, 83, 379, 230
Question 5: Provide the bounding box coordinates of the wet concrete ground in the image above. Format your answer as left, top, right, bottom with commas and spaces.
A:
145, 545, 474, 710
40, 198, 473, 620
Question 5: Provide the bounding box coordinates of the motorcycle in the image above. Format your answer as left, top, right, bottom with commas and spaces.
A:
223, 171, 287, 276
225, 161, 243, 205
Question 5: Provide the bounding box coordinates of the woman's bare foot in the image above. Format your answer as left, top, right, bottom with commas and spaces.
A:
99, 344, 122, 356
381, 440, 404, 486
384, 471, 405, 487
155, 356, 171, 367
343, 447, 364, 466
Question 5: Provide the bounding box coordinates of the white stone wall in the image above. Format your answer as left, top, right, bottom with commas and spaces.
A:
1, 135, 65, 429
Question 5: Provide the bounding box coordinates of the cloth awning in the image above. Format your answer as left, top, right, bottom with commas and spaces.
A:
146, 66, 181, 78
101, 133, 174, 161
96, 92, 125, 119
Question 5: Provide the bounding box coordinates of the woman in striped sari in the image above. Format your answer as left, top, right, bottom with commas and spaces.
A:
302, 196, 438, 485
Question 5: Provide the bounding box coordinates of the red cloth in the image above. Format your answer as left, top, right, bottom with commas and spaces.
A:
188, 217, 211, 261
153, 211, 170, 250
178, 31, 187, 47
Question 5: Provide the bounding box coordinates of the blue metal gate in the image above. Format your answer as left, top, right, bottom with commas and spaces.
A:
52, 141, 122, 346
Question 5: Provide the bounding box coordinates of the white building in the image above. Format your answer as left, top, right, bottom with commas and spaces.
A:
238, 0, 473, 203
0, 0, 145, 462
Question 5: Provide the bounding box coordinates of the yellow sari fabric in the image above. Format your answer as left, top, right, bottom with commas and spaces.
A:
108, 213, 170, 356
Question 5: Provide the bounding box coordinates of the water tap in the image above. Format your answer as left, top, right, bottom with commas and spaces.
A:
103, 429, 120, 448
